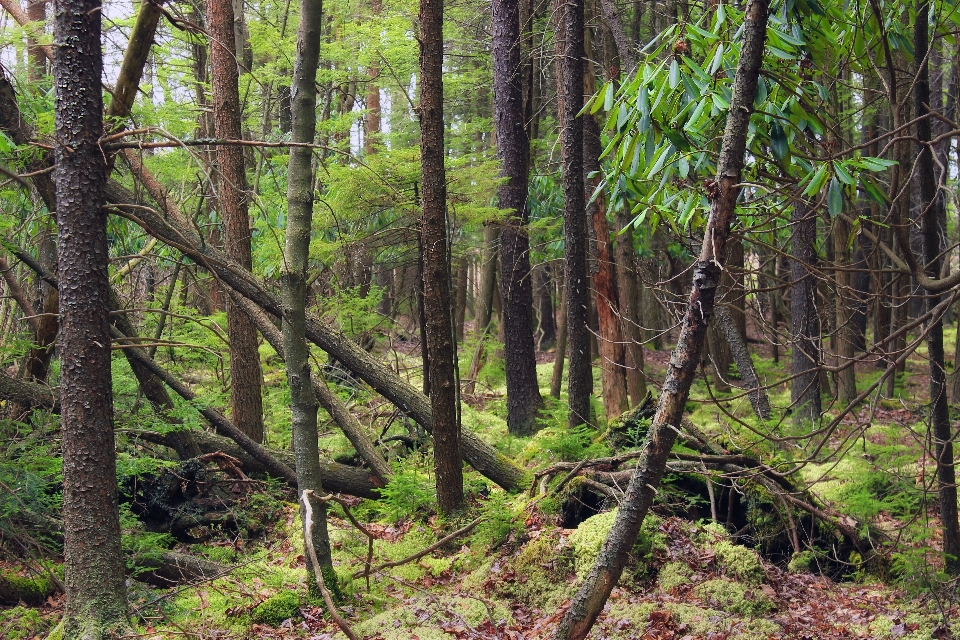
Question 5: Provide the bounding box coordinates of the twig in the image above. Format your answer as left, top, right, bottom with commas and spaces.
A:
352, 516, 482, 579
300, 490, 358, 640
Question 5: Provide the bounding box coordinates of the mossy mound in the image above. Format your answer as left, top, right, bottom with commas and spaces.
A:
476, 531, 574, 609
713, 540, 765, 584
0, 570, 57, 605
354, 594, 512, 640
602, 600, 780, 640
251, 591, 301, 626
692, 578, 774, 616
568, 509, 665, 579
657, 561, 694, 591
0, 605, 55, 639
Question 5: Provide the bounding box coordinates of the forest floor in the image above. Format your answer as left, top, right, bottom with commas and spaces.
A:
2, 320, 959, 639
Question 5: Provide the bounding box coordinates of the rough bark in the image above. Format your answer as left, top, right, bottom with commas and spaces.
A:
790, 200, 822, 427
104, 0, 161, 122
26, 0, 46, 81
0, 369, 58, 410
715, 305, 770, 420
556, 0, 593, 428
551, 1, 769, 636
535, 265, 557, 349
283, 0, 337, 592
455, 257, 468, 341
419, 0, 464, 514
494, 0, 543, 435
54, 0, 128, 633
550, 281, 567, 398
207, 0, 265, 443
915, 4, 959, 574
832, 216, 858, 405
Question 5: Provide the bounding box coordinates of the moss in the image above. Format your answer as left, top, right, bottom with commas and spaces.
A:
657, 561, 694, 591
0, 605, 52, 640
713, 540, 764, 584
0, 570, 56, 605
693, 579, 774, 617
604, 600, 779, 640
692, 521, 729, 547
252, 591, 301, 626
868, 613, 936, 640
354, 594, 511, 640
788, 550, 815, 574
568, 510, 665, 579
484, 533, 574, 609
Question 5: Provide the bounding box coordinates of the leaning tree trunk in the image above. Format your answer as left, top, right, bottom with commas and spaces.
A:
914, 2, 960, 574
283, 0, 339, 595
551, 1, 769, 636
54, 0, 129, 634
555, 0, 593, 428
207, 0, 265, 443
494, 0, 543, 435
419, 0, 464, 515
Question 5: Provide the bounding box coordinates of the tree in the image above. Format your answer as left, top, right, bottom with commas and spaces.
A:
207, 0, 266, 443
493, 0, 544, 436
551, 0, 770, 635
556, 0, 593, 428
419, 0, 464, 515
790, 199, 822, 428
282, 0, 339, 594
54, 0, 128, 634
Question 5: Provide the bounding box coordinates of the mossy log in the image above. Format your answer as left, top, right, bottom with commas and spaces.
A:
0, 571, 57, 605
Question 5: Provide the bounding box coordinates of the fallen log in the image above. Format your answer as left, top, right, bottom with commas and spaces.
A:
130, 429, 382, 499
130, 552, 226, 587
0, 371, 58, 412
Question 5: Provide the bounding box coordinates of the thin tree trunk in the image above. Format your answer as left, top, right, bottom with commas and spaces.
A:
615, 211, 646, 405
283, 0, 339, 596
556, 0, 593, 428
915, 4, 959, 574
536, 265, 557, 349
551, 2, 768, 635
419, 0, 464, 515
833, 215, 857, 406
551, 279, 567, 398
494, 0, 543, 435
791, 200, 822, 427
207, 0, 265, 443
54, 0, 128, 632
455, 257, 468, 341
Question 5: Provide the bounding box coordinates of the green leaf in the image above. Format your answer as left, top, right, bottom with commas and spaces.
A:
860, 156, 897, 171
707, 44, 724, 76
827, 177, 843, 217
604, 82, 615, 111
663, 129, 691, 152
754, 76, 768, 107
669, 59, 680, 89
678, 155, 690, 179
834, 161, 855, 185
0, 131, 14, 154
770, 122, 788, 162
859, 175, 889, 204
804, 163, 829, 196
711, 92, 729, 111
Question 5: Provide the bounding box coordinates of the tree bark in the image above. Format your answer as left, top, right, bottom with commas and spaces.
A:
790, 199, 822, 428
914, 3, 959, 574
494, 0, 543, 435
54, 0, 129, 633
551, 279, 567, 398
419, 0, 464, 515
556, 0, 593, 428
551, 1, 768, 636
283, 0, 338, 595
207, 0, 265, 443
536, 264, 557, 349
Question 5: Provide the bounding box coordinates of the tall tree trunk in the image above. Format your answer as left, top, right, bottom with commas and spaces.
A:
455, 257, 468, 341
614, 210, 646, 405
26, 0, 45, 82
283, 0, 338, 596
54, 0, 128, 633
536, 264, 557, 349
915, 4, 959, 574
550, 280, 568, 398
791, 200, 822, 427
551, 2, 768, 636
584, 97, 628, 420
494, 0, 543, 435
556, 0, 593, 428
419, 0, 464, 515
832, 216, 857, 405
207, 0, 265, 442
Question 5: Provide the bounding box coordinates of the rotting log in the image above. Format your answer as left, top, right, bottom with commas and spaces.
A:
130, 552, 226, 588
0, 370, 58, 412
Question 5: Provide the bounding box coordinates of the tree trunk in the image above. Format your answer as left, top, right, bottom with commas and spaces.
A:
455, 257, 468, 341
551, 1, 768, 635
555, 0, 593, 428
207, 0, 265, 443
584, 104, 628, 420
283, 0, 338, 596
551, 278, 567, 398
614, 211, 646, 405
536, 264, 557, 349
419, 0, 464, 515
915, 4, 959, 574
475, 223, 499, 334
833, 216, 857, 406
494, 0, 543, 435
54, 0, 129, 632
791, 200, 822, 427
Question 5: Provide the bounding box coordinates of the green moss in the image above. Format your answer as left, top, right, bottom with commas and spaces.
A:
868, 613, 935, 640
0, 570, 56, 605
713, 540, 764, 584
354, 594, 511, 640
252, 591, 301, 626
788, 550, 815, 574
693, 579, 774, 617
0, 605, 51, 639
568, 510, 665, 579
483, 533, 573, 608
657, 561, 694, 591
604, 600, 779, 640
692, 521, 729, 547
